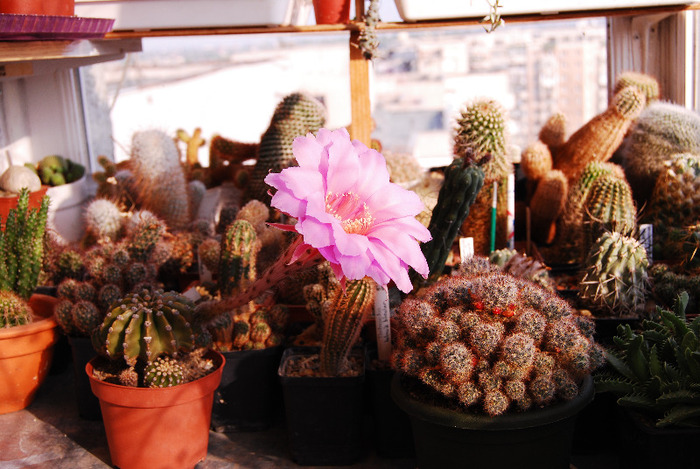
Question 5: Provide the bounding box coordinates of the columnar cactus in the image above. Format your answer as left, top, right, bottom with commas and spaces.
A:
393, 257, 603, 416
246, 92, 327, 204
130, 129, 191, 231
612, 71, 660, 105
0, 188, 50, 300
218, 219, 261, 297
94, 288, 196, 365
579, 231, 649, 316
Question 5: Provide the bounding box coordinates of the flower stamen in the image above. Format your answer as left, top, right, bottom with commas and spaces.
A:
325, 191, 374, 235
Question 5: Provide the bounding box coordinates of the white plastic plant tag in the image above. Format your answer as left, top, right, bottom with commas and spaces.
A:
459, 237, 474, 262
374, 283, 392, 362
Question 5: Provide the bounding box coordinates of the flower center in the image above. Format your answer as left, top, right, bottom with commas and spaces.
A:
325, 191, 374, 235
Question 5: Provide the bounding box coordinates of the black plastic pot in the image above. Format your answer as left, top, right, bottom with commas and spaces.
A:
278, 346, 366, 466
211, 345, 283, 432
391, 373, 594, 469
68, 335, 101, 420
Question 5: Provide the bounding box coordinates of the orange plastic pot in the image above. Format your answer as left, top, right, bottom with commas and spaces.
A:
0, 185, 48, 227
0, 0, 74, 15
312, 0, 351, 24
0, 293, 58, 415
86, 351, 225, 469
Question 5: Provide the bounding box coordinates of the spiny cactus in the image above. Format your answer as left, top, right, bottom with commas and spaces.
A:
413, 155, 484, 287
144, 355, 185, 388
651, 264, 700, 314
0, 187, 50, 300
554, 86, 646, 181
130, 129, 191, 231
488, 248, 553, 291
528, 170, 568, 244
613, 71, 660, 105
218, 219, 261, 297
538, 112, 567, 159
620, 102, 700, 205
84, 198, 123, 242
94, 288, 196, 366
393, 257, 603, 416
579, 231, 649, 317
246, 92, 327, 204
595, 292, 700, 427
0, 290, 32, 328
123, 210, 166, 262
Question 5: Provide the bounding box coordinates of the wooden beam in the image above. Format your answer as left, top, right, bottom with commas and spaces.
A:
348, 30, 372, 146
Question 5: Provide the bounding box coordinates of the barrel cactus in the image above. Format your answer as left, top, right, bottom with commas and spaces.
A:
393, 256, 603, 416
579, 231, 649, 317
0, 290, 33, 328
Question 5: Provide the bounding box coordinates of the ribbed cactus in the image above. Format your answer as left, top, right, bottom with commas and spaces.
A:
0, 188, 50, 300
130, 129, 191, 230
84, 198, 123, 242
246, 92, 327, 203
454, 99, 512, 254
554, 86, 646, 181
218, 219, 261, 297
579, 231, 649, 316
94, 288, 196, 365
0, 290, 32, 328
413, 156, 484, 287
620, 102, 700, 205
644, 153, 700, 244
393, 257, 603, 416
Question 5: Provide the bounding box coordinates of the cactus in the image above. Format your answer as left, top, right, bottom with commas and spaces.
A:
650, 264, 700, 314
520, 140, 552, 182
620, 102, 700, 205
595, 292, 700, 427
393, 256, 603, 416
0, 188, 50, 300
538, 112, 567, 159
414, 156, 484, 287
0, 290, 32, 328
528, 170, 568, 244
71, 300, 101, 336
488, 248, 554, 291
123, 210, 166, 262
94, 288, 196, 365
144, 355, 185, 388
579, 231, 649, 317
208, 134, 259, 187
130, 129, 191, 231
84, 198, 123, 241
246, 92, 327, 203
218, 219, 261, 297
612, 71, 660, 105
554, 86, 646, 181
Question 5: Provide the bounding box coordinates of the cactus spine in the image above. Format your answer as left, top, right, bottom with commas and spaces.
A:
0, 290, 32, 327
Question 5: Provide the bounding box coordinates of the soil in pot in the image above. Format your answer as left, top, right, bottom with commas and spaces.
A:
278, 346, 366, 466
392, 372, 594, 469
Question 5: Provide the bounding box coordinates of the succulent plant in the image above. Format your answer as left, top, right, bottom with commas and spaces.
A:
218, 219, 261, 297
84, 198, 124, 242
488, 248, 553, 291
94, 288, 197, 366
144, 356, 185, 388
393, 256, 603, 416
0, 290, 33, 328
595, 292, 700, 427
650, 264, 700, 315
612, 71, 660, 105
579, 231, 649, 317
0, 187, 50, 301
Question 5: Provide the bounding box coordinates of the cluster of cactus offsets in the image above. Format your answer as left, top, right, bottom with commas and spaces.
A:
245, 92, 327, 204
579, 231, 649, 317
84, 198, 124, 242
619, 102, 700, 205
130, 129, 191, 231
235, 199, 285, 273
453, 99, 512, 254
0, 188, 50, 300
553, 86, 646, 181
0, 290, 32, 328
54, 278, 105, 336
94, 288, 196, 366
218, 219, 261, 297
412, 155, 484, 287
644, 153, 700, 247
595, 292, 700, 427
393, 257, 604, 416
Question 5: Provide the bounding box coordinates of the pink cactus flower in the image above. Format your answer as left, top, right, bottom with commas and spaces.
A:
263, 127, 431, 293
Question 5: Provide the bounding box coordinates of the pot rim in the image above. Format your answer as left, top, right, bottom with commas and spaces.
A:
391, 372, 594, 431
0, 293, 58, 340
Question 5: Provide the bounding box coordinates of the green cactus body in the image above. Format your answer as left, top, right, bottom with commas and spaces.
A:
130, 129, 191, 230
246, 92, 327, 204
415, 158, 484, 286
554, 86, 646, 181
319, 277, 375, 376
144, 356, 185, 388
645, 153, 700, 247
620, 102, 700, 205
0, 188, 50, 300
393, 257, 602, 416
218, 219, 260, 297
579, 231, 649, 316
595, 292, 700, 426
96, 288, 196, 365
0, 290, 32, 328
124, 211, 166, 262
581, 172, 637, 256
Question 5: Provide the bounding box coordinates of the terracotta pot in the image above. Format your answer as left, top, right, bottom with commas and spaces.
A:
0, 293, 58, 415
86, 350, 225, 469
0, 185, 48, 227
0, 0, 74, 15
312, 0, 351, 24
